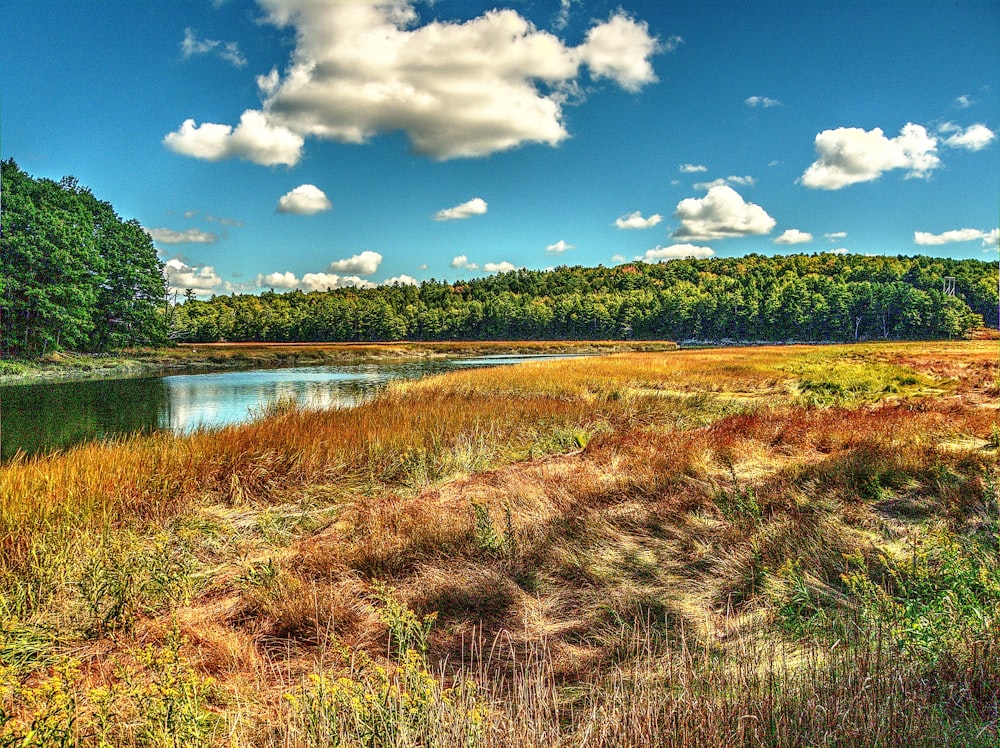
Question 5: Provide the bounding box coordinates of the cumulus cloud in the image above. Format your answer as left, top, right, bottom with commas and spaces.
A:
693, 175, 755, 191
327, 250, 382, 275
164, 110, 304, 166
146, 227, 219, 244
679, 163, 707, 173
913, 228, 997, 246
615, 211, 662, 229
774, 229, 814, 245
484, 261, 518, 273
277, 184, 333, 215
745, 95, 781, 107
829, 248, 849, 255
824, 231, 847, 241
672, 185, 776, 240
577, 12, 660, 92
256, 271, 377, 292
258, 271, 299, 289
166, 2, 662, 164
546, 240, 575, 253
181, 28, 247, 68
643, 243, 714, 261
450, 255, 479, 270
938, 122, 996, 151
305, 273, 375, 290
384, 274, 419, 286
433, 198, 488, 222
801, 123, 940, 189
164, 258, 223, 295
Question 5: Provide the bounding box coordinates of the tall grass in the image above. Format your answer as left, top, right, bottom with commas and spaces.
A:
1, 341, 998, 745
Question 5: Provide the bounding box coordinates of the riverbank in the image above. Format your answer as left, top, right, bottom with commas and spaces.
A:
0, 340, 679, 385
1, 341, 997, 747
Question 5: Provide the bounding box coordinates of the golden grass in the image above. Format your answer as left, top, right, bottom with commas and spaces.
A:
1, 341, 998, 746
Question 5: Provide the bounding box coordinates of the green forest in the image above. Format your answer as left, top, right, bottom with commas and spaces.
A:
173, 254, 996, 344
1, 160, 167, 355
2, 159, 997, 355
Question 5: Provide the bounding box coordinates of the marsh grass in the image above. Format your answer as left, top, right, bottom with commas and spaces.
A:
1, 341, 998, 745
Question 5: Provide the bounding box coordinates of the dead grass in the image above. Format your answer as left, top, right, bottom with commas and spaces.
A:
1, 341, 997, 746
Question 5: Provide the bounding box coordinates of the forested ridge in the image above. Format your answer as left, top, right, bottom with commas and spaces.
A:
173, 254, 996, 343
1, 160, 167, 355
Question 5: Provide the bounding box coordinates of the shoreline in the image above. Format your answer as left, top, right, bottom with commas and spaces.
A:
0, 340, 680, 386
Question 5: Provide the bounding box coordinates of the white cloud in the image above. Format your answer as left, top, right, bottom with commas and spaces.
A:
433, 197, 488, 222
146, 227, 219, 244
164, 110, 304, 166
692, 178, 728, 191
167, 3, 661, 164
277, 184, 333, 215
611, 254, 628, 263
258, 271, 299, 289
679, 163, 707, 173
288, 273, 376, 291
824, 231, 847, 241
578, 12, 660, 92
546, 240, 575, 253
953, 94, 974, 109
164, 258, 223, 295
746, 95, 781, 108
662, 35, 684, 52
181, 28, 247, 68
643, 243, 714, 261
205, 214, 244, 227
913, 228, 996, 245
801, 123, 940, 189
774, 229, 814, 245
450, 255, 479, 270
484, 261, 518, 273
672, 185, 776, 240
553, 0, 575, 31
829, 248, 849, 255
939, 122, 996, 151
615, 211, 662, 229
327, 250, 382, 275
384, 274, 419, 286
693, 175, 755, 190
985, 228, 999, 248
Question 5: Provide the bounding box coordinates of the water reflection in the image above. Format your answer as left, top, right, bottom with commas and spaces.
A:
1, 356, 569, 460
1, 377, 171, 461
159, 366, 391, 432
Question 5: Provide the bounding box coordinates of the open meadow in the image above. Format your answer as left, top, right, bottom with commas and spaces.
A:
1, 341, 998, 747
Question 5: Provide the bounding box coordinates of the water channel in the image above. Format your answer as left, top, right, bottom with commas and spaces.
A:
0, 355, 569, 461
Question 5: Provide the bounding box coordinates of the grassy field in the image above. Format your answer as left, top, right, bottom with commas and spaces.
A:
1, 341, 998, 746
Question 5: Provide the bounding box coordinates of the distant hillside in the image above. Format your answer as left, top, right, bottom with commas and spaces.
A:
171, 254, 998, 343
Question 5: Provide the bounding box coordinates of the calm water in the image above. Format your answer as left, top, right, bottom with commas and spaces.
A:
0, 355, 571, 461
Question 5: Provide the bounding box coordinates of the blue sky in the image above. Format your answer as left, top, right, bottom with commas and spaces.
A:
3, 0, 997, 297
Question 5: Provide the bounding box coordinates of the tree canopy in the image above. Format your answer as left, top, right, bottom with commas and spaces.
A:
1, 160, 167, 356
172, 254, 996, 344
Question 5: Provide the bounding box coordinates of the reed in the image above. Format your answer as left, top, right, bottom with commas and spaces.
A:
1, 341, 997, 746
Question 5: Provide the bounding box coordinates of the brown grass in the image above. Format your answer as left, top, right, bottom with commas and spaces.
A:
1, 341, 997, 746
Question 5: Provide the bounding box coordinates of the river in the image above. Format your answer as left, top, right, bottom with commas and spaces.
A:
0, 354, 570, 461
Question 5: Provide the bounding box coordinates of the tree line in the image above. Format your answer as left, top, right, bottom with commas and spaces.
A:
172, 253, 996, 344
2, 158, 995, 354
1, 160, 167, 356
